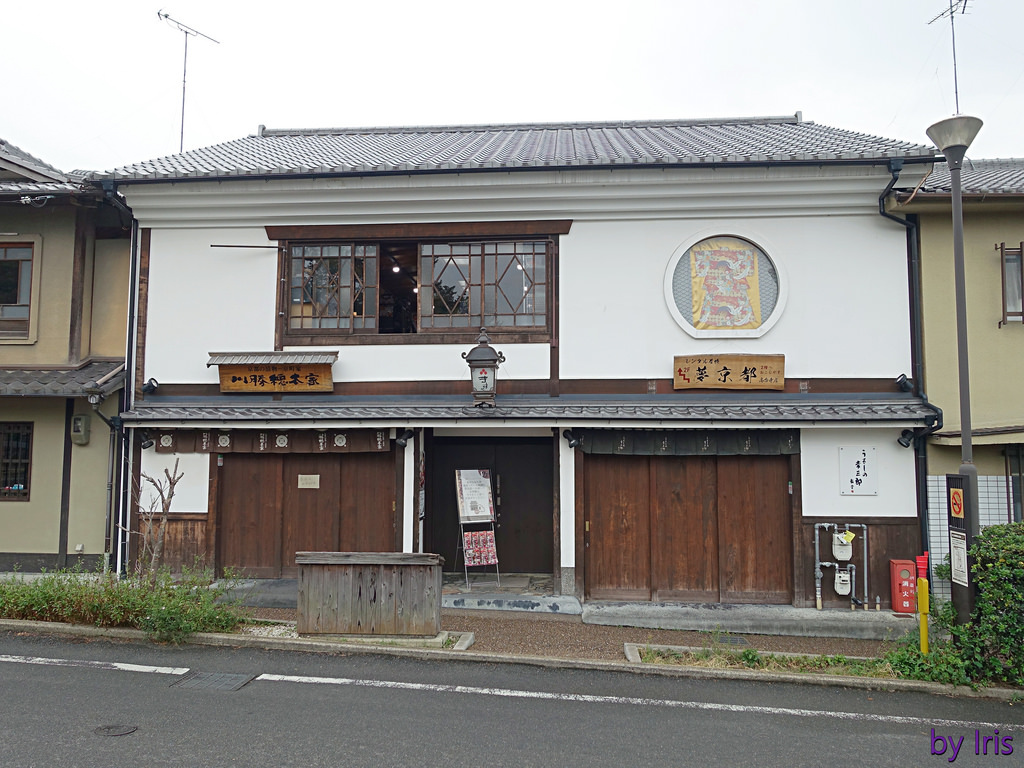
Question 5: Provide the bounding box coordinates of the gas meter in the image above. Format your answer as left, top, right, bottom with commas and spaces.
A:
834, 570, 852, 596
832, 530, 854, 561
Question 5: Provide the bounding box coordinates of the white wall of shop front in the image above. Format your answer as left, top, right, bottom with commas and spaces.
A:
800, 428, 919, 518
133, 164, 914, 387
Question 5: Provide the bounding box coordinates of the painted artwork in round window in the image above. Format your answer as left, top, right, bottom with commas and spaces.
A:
666, 235, 784, 338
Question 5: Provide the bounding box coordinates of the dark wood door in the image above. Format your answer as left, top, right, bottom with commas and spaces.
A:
584, 454, 652, 600
717, 455, 792, 603
428, 437, 554, 573
218, 455, 283, 578
652, 455, 718, 601
281, 454, 342, 577
584, 453, 793, 603
339, 452, 398, 552
219, 451, 397, 578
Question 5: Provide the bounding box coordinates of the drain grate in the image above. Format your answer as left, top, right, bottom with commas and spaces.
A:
170, 671, 256, 691
711, 635, 749, 646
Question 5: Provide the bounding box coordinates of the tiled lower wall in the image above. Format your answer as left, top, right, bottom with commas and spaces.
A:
926, 475, 1013, 601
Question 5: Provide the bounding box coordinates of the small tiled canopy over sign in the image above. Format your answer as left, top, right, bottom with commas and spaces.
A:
578, 429, 799, 456
153, 428, 389, 454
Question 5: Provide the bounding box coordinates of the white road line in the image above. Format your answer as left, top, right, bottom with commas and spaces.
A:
255, 673, 1018, 731
0, 654, 189, 676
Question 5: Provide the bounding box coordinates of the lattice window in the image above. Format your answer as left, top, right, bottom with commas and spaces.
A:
288, 244, 377, 331
0, 422, 32, 500
419, 241, 547, 330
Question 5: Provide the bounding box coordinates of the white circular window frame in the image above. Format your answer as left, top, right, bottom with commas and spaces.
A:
663, 228, 789, 339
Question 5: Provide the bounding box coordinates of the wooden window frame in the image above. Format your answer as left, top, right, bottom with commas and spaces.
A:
0, 240, 39, 343
271, 221, 570, 347
0, 422, 32, 501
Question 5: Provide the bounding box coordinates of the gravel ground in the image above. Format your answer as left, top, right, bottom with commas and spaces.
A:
245, 607, 891, 662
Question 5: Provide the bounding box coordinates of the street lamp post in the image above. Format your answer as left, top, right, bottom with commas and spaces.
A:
926, 114, 983, 624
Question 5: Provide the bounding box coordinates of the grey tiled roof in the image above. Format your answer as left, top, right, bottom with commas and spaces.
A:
916, 158, 1024, 195
207, 351, 339, 366
0, 361, 125, 397
91, 116, 936, 182
0, 138, 67, 182
0, 180, 93, 197
121, 394, 937, 425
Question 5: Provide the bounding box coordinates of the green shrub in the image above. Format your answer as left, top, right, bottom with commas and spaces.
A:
959, 521, 1024, 686
0, 566, 246, 644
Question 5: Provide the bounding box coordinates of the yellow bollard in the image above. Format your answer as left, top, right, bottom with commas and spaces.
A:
918, 576, 930, 655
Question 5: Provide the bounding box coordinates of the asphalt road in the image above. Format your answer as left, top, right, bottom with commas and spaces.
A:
1, 631, 1021, 767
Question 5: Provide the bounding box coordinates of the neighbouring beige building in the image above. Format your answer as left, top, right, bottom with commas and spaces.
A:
891, 157, 1024, 597
0, 138, 131, 570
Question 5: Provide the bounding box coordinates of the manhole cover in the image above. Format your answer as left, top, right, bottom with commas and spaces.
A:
94, 725, 138, 737
170, 671, 256, 691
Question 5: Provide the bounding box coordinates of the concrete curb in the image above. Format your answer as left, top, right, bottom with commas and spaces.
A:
0, 619, 1018, 701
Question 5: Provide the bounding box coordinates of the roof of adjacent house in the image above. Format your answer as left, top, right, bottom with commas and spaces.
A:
90, 115, 937, 182
915, 158, 1024, 195
0, 137, 97, 198
0, 361, 125, 398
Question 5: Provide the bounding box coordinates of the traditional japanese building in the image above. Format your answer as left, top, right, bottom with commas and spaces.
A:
96, 116, 940, 608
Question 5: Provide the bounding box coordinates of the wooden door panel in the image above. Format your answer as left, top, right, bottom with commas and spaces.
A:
281, 454, 342, 577
217, 455, 283, 577
493, 442, 553, 572
717, 455, 792, 603
652, 456, 718, 601
584, 454, 651, 600
340, 452, 397, 552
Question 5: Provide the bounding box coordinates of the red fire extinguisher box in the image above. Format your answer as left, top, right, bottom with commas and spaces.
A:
890, 559, 917, 613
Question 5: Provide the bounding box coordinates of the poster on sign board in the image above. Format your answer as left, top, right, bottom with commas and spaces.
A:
455, 469, 495, 523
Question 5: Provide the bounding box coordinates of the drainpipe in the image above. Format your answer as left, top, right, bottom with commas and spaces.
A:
878, 161, 944, 560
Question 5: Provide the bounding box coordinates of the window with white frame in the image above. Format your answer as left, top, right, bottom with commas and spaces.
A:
998, 242, 1023, 327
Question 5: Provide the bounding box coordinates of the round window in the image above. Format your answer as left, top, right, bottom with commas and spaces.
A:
666, 235, 783, 338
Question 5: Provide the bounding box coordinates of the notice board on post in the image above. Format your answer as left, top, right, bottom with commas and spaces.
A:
455, 469, 496, 523
454, 469, 499, 572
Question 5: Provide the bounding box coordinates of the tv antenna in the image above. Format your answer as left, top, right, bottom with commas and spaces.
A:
158, 10, 220, 153
928, 0, 971, 113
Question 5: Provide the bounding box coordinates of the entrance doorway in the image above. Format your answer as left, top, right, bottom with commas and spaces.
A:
584, 453, 793, 603
428, 436, 554, 573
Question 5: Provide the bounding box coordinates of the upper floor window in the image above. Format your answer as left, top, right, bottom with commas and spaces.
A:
0, 422, 32, 500
665, 234, 785, 339
276, 224, 563, 345
998, 242, 1023, 328
0, 244, 33, 339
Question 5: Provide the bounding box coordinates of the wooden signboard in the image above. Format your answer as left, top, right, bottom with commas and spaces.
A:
673, 354, 785, 390
455, 469, 495, 523
217, 363, 333, 393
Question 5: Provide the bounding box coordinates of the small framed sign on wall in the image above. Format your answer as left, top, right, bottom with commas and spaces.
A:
839, 447, 877, 496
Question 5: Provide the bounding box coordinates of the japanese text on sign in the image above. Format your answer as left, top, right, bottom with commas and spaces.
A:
673, 354, 785, 390
839, 446, 878, 496
217, 363, 333, 393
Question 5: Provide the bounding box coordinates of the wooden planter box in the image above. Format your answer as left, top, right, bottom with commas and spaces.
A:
296, 552, 443, 636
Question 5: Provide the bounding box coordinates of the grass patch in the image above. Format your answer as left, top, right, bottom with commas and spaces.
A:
638, 644, 898, 678
0, 566, 249, 644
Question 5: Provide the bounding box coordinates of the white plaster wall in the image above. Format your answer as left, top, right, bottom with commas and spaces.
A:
560, 216, 912, 380
800, 428, 918, 518
137, 451, 211, 515
559, 440, 576, 568
145, 229, 276, 384
144, 228, 549, 383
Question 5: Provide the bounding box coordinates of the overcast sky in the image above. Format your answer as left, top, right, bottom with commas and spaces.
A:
5, 0, 1023, 173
